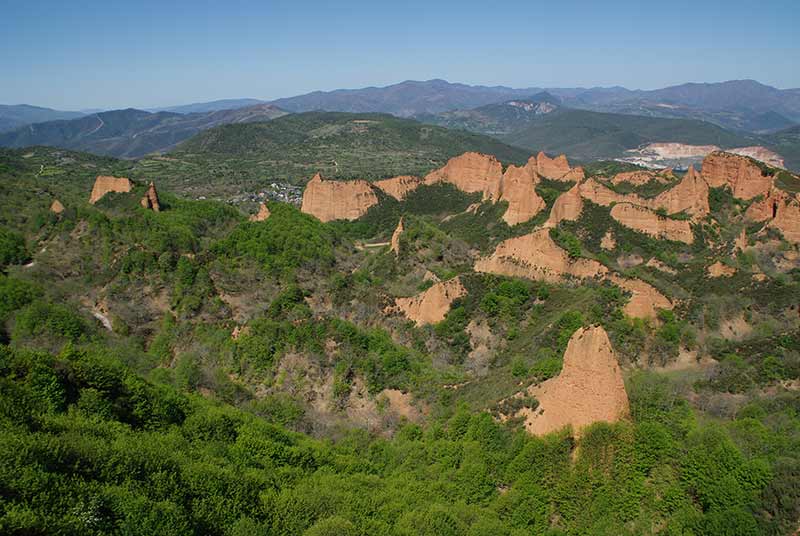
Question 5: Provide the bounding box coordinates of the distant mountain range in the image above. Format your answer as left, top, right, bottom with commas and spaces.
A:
2, 79, 799, 167
0, 104, 287, 158
417, 95, 762, 163
150, 98, 266, 114
267, 79, 800, 134
0, 104, 85, 133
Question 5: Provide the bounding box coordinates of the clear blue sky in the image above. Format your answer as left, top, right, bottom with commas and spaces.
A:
2, 0, 798, 110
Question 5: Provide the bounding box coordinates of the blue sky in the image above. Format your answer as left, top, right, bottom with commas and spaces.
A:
2, 0, 798, 110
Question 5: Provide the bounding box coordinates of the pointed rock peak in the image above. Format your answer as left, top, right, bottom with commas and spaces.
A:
390, 216, 404, 256
50, 199, 65, 214
519, 325, 629, 437
249, 202, 271, 222
140, 181, 160, 212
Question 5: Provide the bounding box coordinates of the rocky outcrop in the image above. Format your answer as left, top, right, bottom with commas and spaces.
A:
545, 183, 583, 227
745, 188, 800, 243
611, 170, 671, 185
734, 228, 748, 251
390, 217, 404, 256
424, 152, 503, 199
610, 203, 694, 244
648, 166, 709, 218
771, 199, 800, 243
301, 173, 379, 222
701, 151, 774, 200
499, 158, 546, 225
579, 178, 637, 207
140, 182, 160, 212
374, 175, 422, 200
249, 202, 271, 222
50, 199, 64, 214
425, 152, 545, 225
581, 167, 709, 219
395, 276, 467, 326
89, 175, 133, 204
536, 151, 584, 181
708, 261, 736, 278
518, 326, 629, 436
475, 228, 607, 283
609, 275, 672, 320
600, 230, 616, 251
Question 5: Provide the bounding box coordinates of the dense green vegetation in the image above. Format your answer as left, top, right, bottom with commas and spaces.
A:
2, 344, 798, 535
1, 141, 800, 534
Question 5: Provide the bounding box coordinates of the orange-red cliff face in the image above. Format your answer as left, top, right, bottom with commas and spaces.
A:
536, 152, 585, 181
516, 326, 629, 436
374, 175, 422, 200
89, 176, 133, 204
746, 188, 800, 243
424, 152, 504, 199
475, 228, 607, 283
424, 153, 545, 225
610, 203, 694, 244
301, 173, 379, 222
701, 151, 774, 200
498, 157, 546, 225
394, 276, 467, 326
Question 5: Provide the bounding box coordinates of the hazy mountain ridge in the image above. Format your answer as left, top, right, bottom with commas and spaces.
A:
0, 104, 288, 158
0, 104, 86, 133
267, 79, 800, 133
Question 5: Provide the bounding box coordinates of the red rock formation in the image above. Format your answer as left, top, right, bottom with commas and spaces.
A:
745, 188, 800, 243
536, 151, 584, 181
701, 151, 774, 200
475, 228, 607, 283
249, 202, 271, 222
374, 175, 422, 200
424, 153, 545, 225
390, 217, 404, 256
707, 261, 736, 278
648, 165, 709, 218
581, 167, 709, 220
610, 203, 694, 244
600, 230, 616, 251
89, 175, 133, 204
518, 326, 629, 436
424, 152, 504, 199
394, 276, 467, 325
545, 183, 583, 227
579, 178, 637, 207
499, 157, 546, 225
50, 199, 64, 214
609, 275, 672, 320
611, 170, 670, 185
140, 182, 160, 212
300, 173, 379, 222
